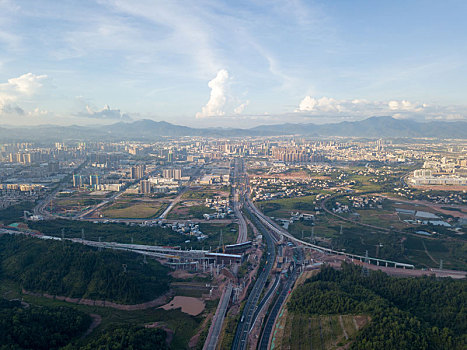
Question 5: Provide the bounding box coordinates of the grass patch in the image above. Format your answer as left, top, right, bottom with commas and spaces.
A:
102, 201, 167, 219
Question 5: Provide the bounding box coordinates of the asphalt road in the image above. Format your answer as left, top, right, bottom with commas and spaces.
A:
249, 273, 280, 332
203, 283, 233, 350
233, 158, 248, 243
231, 205, 276, 350
259, 249, 303, 349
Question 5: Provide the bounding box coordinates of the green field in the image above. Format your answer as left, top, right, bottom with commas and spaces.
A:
196, 223, 238, 250
167, 203, 216, 220
257, 195, 317, 217
102, 200, 168, 219
182, 187, 229, 200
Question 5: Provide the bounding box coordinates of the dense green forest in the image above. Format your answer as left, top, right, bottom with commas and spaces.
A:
0, 298, 90, 350
0, 202, 34, 225
288, 264, 467, 349
27, 219, 188, 246
76, 326, 168, 350
27, 219, 235, 251
0, 235, 171, 304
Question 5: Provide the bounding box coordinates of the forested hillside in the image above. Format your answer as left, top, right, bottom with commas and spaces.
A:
288, 264, 467, 349
0, 298, 90, 349
0, 235, 171, 304
79, 326, 168, 350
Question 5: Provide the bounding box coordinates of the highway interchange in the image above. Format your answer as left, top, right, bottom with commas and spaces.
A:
28, 156, 460, 349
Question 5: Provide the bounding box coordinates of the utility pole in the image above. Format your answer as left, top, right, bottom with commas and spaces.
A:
219, 229, 224, 253
362, 250, 369, 277
61, 228, 65, 250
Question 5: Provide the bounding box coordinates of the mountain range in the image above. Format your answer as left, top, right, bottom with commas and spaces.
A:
0, 116, 465, 141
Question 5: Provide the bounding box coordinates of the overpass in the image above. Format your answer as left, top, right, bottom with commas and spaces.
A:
245, 198, 414, 269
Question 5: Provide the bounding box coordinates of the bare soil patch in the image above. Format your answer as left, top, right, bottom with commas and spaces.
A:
160, 296, 205, 316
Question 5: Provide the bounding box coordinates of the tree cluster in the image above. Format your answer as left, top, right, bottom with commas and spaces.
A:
77, 326, 168, 350
0, 298, 90, 350
0, 235, 171, 304
288, 264, 466, 349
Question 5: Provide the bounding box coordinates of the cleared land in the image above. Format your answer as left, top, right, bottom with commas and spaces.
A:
274, 312, 369, 349
102, 200, 168, 219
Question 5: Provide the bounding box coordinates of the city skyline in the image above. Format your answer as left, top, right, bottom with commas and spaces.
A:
1, 0, 467, 127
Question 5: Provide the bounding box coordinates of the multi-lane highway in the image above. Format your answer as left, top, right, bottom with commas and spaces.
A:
258, 249, 303, 349
231, 202, 277, 350
249, 273, 280, 332
232, 158, 248, 243
201, 158, 250, 350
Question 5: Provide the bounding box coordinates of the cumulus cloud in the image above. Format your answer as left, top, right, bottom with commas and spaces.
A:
78, 104, 132, 121
0, 73, 47, 117
234, 100, 249, 114
297, 96, 344, 113
196, 69, 229, 118
0, 73, 47, 103
294, 95, 467, 122
387, 100, 425, 112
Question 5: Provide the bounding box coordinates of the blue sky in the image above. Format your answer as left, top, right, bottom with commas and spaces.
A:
0, 0, 466, 127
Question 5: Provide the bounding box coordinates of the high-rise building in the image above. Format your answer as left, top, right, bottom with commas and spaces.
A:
89, 175, 100, 187
131, 164, 145, 179
23, 153, 32, 164
73, 174, 83, 187
163, 168, 182, 179
139, 180, 151, 194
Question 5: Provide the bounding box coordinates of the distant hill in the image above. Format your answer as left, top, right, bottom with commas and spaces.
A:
251, 116, 467, 138
0, 116, 465, 140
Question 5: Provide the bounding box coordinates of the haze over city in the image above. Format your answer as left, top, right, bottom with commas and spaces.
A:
1, 0, 467, 127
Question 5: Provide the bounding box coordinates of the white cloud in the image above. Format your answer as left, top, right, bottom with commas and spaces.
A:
196, 69, 229, 118
4, 73, 47, 95
234, 100, 249, 114
388, 100, 424, 112
78, 104, 132, 121
0, 73, 47, 102
0, 73, 47, 116
296, 96, 342, 113
295, 95, 466, 121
